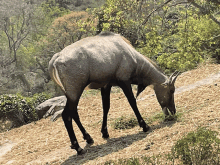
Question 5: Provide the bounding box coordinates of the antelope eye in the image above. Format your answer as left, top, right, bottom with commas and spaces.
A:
170, 90, 175, 94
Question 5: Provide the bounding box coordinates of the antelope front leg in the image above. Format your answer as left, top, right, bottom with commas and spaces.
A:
118, 81, 150, 132
101, 85, 112, 138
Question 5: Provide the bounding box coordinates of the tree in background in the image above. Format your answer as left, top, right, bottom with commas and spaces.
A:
0, 0, 219, 96
91, 0, 149, 46
188, 0, 220, 25
36, 11, 96, 74
0, 0, 36, 66
156, 14, 220, 71
45, 11, 95, 52
0, 0, 38, 93
0, 0, 105, 96
91, 0, 220, 72
138, 0, 220, 72
0, 0, 70, 95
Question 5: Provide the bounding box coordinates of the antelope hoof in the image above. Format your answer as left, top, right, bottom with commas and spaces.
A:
70, 145, 86, 155
77, 148, 86, 155
139, 120, 150, 132
84, 134, 94, 145
102, 132, 109, 139
164, 115, 175, 121
101, 129, 109, 139
87, 138, 94, 145
142, 125, 150, 132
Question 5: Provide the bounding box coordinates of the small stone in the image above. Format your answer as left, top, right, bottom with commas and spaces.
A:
145, 142, 154, 150
145, 145, 151, 150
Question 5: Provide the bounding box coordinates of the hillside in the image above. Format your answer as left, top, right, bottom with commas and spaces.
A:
0, 64, 220, 165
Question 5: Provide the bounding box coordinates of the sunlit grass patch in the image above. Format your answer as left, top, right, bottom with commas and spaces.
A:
104, 127, 220, 165
112, 111, 182, 130
164, 112, 183, 122
147, 111, 182, 125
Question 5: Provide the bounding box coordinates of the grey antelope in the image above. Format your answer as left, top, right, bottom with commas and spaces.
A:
48, 31, 180, 155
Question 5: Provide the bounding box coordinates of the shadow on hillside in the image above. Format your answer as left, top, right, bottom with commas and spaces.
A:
61, 120, 176, 165
151, 119, 177, 130
61, 131, 147, 165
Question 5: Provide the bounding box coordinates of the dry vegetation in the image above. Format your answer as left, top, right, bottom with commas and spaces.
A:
0, 64, 220, 165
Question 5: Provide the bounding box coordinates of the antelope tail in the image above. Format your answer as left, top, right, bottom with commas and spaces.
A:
52, 66, 66, 92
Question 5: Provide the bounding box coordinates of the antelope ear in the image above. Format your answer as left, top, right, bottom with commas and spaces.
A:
136, 84, 146, 98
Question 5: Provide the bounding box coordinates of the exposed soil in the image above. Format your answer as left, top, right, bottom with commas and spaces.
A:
0, 64, 220, 165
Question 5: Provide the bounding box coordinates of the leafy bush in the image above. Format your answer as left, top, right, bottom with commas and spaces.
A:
0, 93, 51, 128
171, 127, 220, 165
140, 14, 220, 72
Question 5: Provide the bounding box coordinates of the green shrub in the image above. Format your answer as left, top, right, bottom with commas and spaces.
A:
171, 127, 220, 165
30, 92, 51, 108
0, 93, 51, 128
113, 116, 139, 130
139, 14, 220, 72
104, 157, 140, 165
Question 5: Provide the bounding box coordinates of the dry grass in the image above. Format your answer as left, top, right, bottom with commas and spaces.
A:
0, 64, 220, 165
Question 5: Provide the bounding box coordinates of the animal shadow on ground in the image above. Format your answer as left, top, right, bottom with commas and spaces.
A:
61, 120, 176, 165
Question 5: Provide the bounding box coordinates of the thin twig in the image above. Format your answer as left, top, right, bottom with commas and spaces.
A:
142, 0, 173, 26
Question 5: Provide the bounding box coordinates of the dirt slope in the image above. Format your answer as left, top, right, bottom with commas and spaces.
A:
0, 64, 220, 165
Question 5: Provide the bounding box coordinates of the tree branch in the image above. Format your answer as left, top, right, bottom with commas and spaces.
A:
36, 58, 47, 74
168, 1, 188, 8
188, 0, 220, 26
209, 14, 220, 26
36, 57, 51, 83
142, 0, 173, 25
